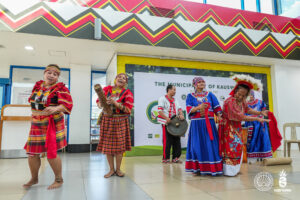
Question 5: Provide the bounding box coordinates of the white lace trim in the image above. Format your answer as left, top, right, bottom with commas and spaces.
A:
223, 152, 243, 176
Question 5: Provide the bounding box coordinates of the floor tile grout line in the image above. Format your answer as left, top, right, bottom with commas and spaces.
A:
80, 157, 88, 200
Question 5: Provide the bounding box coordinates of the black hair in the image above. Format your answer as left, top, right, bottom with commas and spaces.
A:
234, 84, 250, 96
166, 84, 174, 93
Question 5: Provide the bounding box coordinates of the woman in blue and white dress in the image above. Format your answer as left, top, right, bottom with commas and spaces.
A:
245, 91, 272, 163
185, 77, 223, 176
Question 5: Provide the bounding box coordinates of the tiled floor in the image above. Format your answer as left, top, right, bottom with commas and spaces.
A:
0, 150, 299, 200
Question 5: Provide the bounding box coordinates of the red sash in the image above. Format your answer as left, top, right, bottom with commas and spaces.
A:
204, 102, 214, 140
45, 115, 57, 159
268, 112, 282, 152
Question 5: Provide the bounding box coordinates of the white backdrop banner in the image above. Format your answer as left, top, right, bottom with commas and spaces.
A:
133, 72, 262, 147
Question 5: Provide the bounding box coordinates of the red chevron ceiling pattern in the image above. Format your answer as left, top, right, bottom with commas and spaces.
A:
0, 1, 299, 60
46, 0, 300, 35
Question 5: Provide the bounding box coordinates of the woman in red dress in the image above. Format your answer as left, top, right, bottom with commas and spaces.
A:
23, 64, 73, 189
96, 73, 134, 178
219, 75, 269, 176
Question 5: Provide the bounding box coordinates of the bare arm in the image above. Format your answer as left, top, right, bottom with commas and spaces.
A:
43, 105, 66, 115
247, 108, 268, 117
243, 115, 270, 123
97, 101, 101, 109
190, 104, 208, 114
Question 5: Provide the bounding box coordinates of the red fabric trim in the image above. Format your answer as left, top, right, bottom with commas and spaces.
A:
204, 102, 214, 140
162, 125, 167, 159
247, 152, 272, 158
165, 95, 176, 117
248, 99, 259, 106
186, 106, 193, 114
185, 161, 223, 172
213, 106, 222, 114
268, 112, 282, 152
229, 81, 254, 96
45, 115, 57, 159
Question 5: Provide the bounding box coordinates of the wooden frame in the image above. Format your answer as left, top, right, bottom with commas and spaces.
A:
0, 104, 31, 152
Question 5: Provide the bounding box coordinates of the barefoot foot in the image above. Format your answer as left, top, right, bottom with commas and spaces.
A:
47, 178, 63, 190
104, 170, 115, 178
23, 178, 38, 189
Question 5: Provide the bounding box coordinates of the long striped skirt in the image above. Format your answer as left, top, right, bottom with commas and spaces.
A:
97, 114, 131, 155
245, 121, 272, 162
185, 119, 223, 176
24, 113, 66, 155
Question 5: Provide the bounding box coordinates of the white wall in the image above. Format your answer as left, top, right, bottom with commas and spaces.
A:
272, 63, 300, 150
68, 63, 91, 144
106, 54, 117, 85
0, 63, 10, 78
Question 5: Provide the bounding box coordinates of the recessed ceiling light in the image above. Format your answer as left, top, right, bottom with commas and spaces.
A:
25, 45, 34, 51
48, 50, 66, 57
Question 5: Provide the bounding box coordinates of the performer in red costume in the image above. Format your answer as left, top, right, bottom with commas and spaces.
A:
23, 64, 73, 189
219, 75, 269, 176
96, 73, 134, 178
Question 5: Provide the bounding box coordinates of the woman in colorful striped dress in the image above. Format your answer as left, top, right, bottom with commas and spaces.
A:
23, 64, 73, 189
96, 73, 134, 178
245, 91, 272, 163
185, 77, 223, 176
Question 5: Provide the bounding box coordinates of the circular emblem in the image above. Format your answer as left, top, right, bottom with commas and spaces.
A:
254, 172, 273, 191
146, 101, 159, 124
181, 94, 186, 100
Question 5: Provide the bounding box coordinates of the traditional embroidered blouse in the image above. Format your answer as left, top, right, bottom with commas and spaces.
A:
28, 80, 73, 114
157, 95, 182, 124
222, 96, 249, 121
186, 91, 222, 120
96, 85, 134, 115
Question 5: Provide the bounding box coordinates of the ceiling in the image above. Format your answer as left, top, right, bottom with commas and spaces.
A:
0, 31, 299, 73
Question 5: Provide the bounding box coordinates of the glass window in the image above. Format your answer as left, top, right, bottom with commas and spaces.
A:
11, 67, 69, 104
279, 0, 300, 18
260, 0, 274, 14
244, 0, 257, 12
90, 72, 106, 144
207, 0, 242, 9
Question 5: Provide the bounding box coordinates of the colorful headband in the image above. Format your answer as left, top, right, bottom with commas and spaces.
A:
45, 65, 60, 75
229, 74, 262, 96
192, 76, 205, 86
115, 73, 128, 83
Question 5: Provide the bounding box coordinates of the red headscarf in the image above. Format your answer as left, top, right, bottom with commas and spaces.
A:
229, 81, 254, 96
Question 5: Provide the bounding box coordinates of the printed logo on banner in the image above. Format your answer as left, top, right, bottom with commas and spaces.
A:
146, 101, 159, 124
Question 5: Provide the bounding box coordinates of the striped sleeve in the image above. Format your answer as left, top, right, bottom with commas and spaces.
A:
186, 94, 195, 116
158, 96, 164, 111
122, 89, 134, 113
210, 92, 222, 114
57, 86, 73, 114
